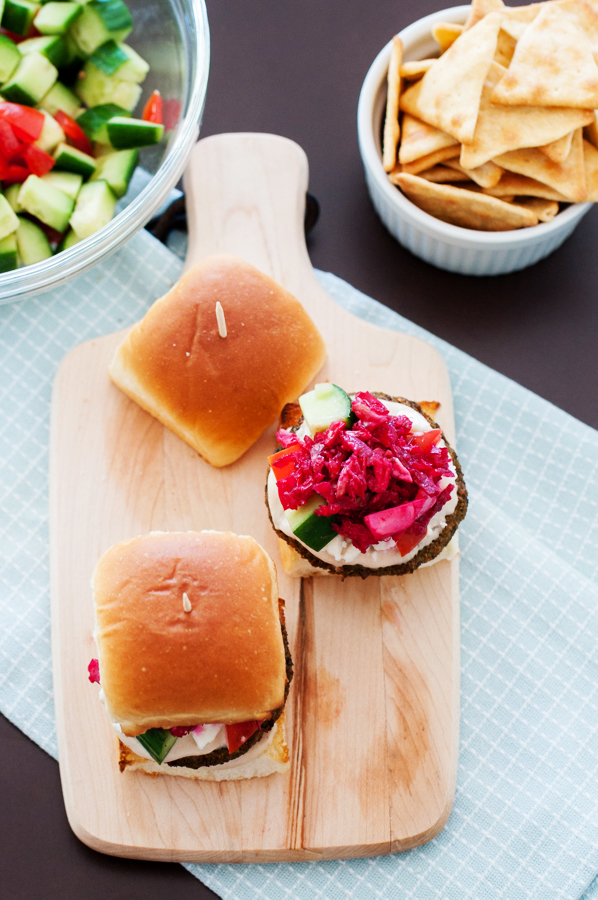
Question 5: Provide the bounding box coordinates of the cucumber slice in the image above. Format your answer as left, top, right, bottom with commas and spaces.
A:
35, 1, 82, 34
135, 728, 177, 765
69, 179, 116, 238
90, 40, 148, 82
53, 141, 96, 179
15, 215, 52, 264
0, 34, 21, 83
38, 80, 81, 118
76, 101, 129, 141
41, 169, 82, 199
0, 193, 20, 240
58, 226, 82, 251
299, 384, 353, 435
2, 51, 58, 105
89, 38, 127, 76
18, 35, 67, 69
75, 61, 141, 111
90, 146, 137, 197
70, 0, 133, 56
18, 174, 74, 231
0, 232, 18, 272
285, 495, 338, 552
2, 0, 40, 36
107, 116, 163, 148
5, 183, 22, 212
34, 109, 65, 153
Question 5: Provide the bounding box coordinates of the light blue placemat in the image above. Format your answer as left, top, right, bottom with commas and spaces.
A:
1, 229, 597, 900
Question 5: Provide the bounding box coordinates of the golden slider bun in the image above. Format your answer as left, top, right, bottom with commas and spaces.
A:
108, 254, 327, 467
92, 531, 287, 737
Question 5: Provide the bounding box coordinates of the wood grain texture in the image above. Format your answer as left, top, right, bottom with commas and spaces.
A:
50, 133, 459, 862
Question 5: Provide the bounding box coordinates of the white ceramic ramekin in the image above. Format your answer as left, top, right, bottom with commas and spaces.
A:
357, 5, 592, 276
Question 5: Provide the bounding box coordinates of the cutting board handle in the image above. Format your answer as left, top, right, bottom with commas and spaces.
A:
183, 132, 314, 283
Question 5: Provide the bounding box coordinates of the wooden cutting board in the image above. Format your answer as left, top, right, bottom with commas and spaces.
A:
50, 133, 460, 862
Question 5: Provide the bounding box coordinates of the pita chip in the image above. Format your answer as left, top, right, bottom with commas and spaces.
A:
460, 62, 594, 169
432, 22, 464, 53
418, 164, 473, 183
583, 110, 598, 147
538, 130, 574, 164
494, 28, 517, 67
499, 4, 541, 40
444, 157, 504, 188
482, 172, 568, 200
463, 0, 505, 31
511, 197, 560, 221
491, 4, 598, 107
394, 173, 539, 230
400, 59, 435, 80
398, 113, 459, 165
411, 12, 502, 144
382, 36, 402, 172
494, 128, 587, 201
583, 137, 598, 199
558, 0, 598, 63
394, 144, 460, 176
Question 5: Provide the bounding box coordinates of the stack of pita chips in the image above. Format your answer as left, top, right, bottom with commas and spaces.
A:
383, 0, 598, 230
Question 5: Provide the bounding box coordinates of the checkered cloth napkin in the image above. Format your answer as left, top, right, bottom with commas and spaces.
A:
1, 227, 597, 900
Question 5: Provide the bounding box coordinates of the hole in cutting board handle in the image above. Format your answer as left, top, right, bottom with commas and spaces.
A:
147, 193, 320, 245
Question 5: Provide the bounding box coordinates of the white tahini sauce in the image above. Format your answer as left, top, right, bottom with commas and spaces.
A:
268, 400, 459, 569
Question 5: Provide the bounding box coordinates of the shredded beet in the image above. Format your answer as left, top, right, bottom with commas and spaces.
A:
170, 725, 195, 737
275, 392, 455, 553
88, 658, 100, 684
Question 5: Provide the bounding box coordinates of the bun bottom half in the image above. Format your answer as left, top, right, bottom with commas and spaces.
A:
118, 715, 289, 782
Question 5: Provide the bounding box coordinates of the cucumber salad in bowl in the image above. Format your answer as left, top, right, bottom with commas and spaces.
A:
0, 0, 165, 270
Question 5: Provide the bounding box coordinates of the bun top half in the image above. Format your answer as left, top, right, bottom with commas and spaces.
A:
108, 254, 327, 467
92, 531, 287, 737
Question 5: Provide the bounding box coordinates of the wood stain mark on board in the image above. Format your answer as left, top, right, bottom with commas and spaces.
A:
383, 652, 430, 796
286, 578, 310, 850
316, 665, 346, 727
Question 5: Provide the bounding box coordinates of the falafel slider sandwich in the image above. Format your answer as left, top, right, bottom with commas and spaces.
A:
88, 531, 293, 781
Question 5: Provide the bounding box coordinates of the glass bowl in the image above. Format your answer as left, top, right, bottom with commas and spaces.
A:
0, 0, 210, 305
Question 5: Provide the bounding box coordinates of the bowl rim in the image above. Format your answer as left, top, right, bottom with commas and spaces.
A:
357, 4, 592, 248
0, 0, 210, 305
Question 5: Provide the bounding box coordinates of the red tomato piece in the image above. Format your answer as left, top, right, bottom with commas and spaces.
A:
142, 90, 163, 125
225, 720, 262, 754
0, 103, 44, 143
394, 530, 423, 558
54, 110, 93, 156
410, 429, 442, 452
23, 144, 54, 176
0, 151, 9, 180
163, 97, 181, 131
0, 119, 23, 161
3, 164, 29, 184
1, 28, 26, 44
268, 444, 301, 481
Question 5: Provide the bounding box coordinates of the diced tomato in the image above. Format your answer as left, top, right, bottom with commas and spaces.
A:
163, 97, 181, 131
410, 429, 442, 452
268, 444, 301, 481
225, 720, 262, 754
0, 152, 9, 180
3, 164, 29, 184
1, 28, 26, 44
0, 103, 44, 143
54, 110, 93, 156
23, 144, 54, 176
394, 530, 424, 558
0, 119, 23, 161
142, 90, 163, 125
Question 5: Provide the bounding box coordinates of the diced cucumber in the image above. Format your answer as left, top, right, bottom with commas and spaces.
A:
5, 183, 22, 212
0, 232, 18, 272
90, 146, 137, 197
285, 495, 338, 552
58, 226, 82, 250
69, 178, 116, 238
107, 116, 163, 148
41, 169, 82, 199
70, 0, 133, 56
90, 40, 148, 82
34, 109, 64, 153
75, 60, 141, 110
18, 173, 74, 231
0, 193, 19, 240
76, 101, 129, 142
2, 51, 58, 105
38, 80, 80, 118
2, 0, 40, 36
93, 140, 114, 157
135, 727, 177, 765
58, 32, 85, 85
53, 141, 96, 179
35, 1, 82, 34
0, 34, 21, 83
299, 384, 353, 435
18, 35, 67, 69
15, 215, 52, 264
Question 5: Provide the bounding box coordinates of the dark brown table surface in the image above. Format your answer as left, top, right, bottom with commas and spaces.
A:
3, 1, 597, 897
